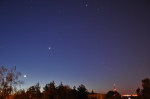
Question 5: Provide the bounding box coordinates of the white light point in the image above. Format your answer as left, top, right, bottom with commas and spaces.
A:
24, 75, 27, 78
48, 47, 51, 50
85, 4, 88, 7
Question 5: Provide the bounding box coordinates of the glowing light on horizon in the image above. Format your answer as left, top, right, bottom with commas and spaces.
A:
122, 94, 138, 97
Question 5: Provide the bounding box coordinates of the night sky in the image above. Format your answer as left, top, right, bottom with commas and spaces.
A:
0, 0, 150, 94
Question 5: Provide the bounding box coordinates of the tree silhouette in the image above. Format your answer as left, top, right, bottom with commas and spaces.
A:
136, 87, 141, 96
68, 86, 78, 99
77, 84, 89, 99
57, 82, 72, 99
43, 81, 56, 99
91, 90, 95, 94
57, 82, 65, 99
0, 66, 23, 99
26, 82, 41, 99
14, 89, 29, 99
142, 78, 150, 89
141, 78, 150, 99
105, 91, 121, 99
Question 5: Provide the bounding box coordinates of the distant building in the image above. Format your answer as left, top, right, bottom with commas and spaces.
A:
121, 94, 138, 99
88, 93, 105, 99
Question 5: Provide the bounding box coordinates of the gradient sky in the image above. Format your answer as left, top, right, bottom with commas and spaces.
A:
0, 0, 150, 94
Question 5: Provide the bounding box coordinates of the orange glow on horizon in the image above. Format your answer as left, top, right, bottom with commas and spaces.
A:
122, 94, 138, 97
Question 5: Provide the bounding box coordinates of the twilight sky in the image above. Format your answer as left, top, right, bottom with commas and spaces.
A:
0, 0, 150, 94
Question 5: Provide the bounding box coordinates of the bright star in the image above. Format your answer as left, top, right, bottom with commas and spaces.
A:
24, 75, 27, 78
48, 47, 51, 50
85, 4, 88, 7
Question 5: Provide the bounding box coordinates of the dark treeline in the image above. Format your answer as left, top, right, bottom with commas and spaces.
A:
13, 81, 90, 99
136, 78, 150, 99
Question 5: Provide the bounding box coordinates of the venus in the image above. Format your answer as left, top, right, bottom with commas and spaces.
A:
24, 75, 27, 78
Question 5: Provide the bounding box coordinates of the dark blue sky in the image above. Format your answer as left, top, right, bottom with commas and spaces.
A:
0, 0, 150, 94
